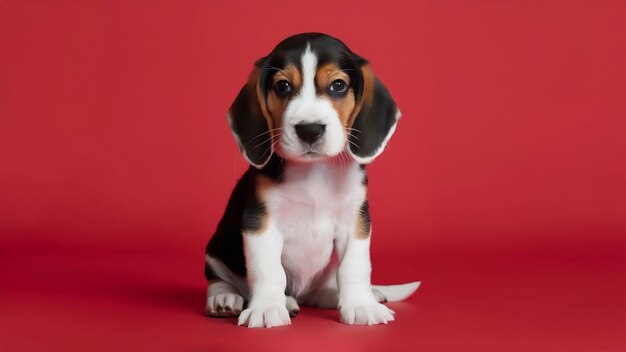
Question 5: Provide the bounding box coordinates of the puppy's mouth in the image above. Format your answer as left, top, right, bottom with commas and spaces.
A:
278, 136, 338, 162
282, 148, 329, 162
300, 150, 326, 160
298, 143, 324, 156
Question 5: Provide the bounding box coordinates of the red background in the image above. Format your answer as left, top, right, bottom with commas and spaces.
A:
1, 1, 625, 351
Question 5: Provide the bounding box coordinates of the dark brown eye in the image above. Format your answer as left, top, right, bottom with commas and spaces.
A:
329, 79, 348, 96
274, 80, 292, 97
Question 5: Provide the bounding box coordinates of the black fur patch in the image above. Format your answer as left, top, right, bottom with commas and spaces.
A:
349, 76, 398, 160
359, 199, 371, 235
360, 164, 369, 185
242, 197, 266, 233
258, 153, 285, 182
229, 82, 272, 167
205, 170, 251, 278
205, 156, 286, 280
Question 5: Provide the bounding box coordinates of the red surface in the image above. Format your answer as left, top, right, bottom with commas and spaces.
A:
1, 0, 625, 351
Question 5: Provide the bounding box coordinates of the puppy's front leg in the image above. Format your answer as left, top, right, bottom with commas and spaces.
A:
238, 224, 290, 328
337, 235, 395, 325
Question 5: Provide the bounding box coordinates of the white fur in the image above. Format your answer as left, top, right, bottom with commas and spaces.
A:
206, 281, 244, 317
232, 158, 369, 328
206, 255, 249, 299
237, 221, 291, 328
372, 281, 421, 302
280, 46, 346, 160
266, 159, 366, 299
337, 233, 395, 325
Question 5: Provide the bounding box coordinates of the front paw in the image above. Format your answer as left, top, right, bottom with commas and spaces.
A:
339, 301, 395, 325
237, 299, 291, 328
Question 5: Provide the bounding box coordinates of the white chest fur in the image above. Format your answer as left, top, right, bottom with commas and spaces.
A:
263, 159, 366, 298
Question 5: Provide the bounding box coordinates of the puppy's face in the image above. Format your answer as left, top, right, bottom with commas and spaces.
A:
228, 33, 399, 167
265, 47, 355, 161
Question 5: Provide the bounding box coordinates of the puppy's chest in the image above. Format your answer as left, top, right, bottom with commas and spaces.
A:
266, 163, 365, 239
264, 162, 365, 293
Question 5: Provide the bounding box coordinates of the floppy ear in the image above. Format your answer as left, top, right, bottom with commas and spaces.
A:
348, 65, 400, 164
227, 68, 273, 168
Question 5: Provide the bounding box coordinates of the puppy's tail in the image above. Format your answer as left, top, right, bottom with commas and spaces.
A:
372, 281, 421, 302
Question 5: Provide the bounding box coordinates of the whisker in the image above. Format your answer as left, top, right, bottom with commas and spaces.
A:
244, 128, 283, 146
347, 133, 360, 141
347, 140, 361, 150
232, 131, 282, 174
251, 136, 274, 151
342, 150, 350, 165
346, 127, 362, 133
260, 139, 280, 160
339, 151, 343, 177
250, 131, 282, 151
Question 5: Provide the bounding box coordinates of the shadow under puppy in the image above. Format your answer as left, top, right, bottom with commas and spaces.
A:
205, 33, 419, 328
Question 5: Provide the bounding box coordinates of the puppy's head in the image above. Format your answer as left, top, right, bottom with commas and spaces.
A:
228, 33, 399, 168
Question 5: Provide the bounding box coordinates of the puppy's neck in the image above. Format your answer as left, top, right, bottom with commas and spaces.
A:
286, 156, 365, 192
255, 153, 364, 184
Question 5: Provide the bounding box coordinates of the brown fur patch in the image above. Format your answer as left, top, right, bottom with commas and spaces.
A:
355, 196, 371, 239
347, 65, 375, 129
273, 64, 302, 91
255, 173, 274, 198
355, 212, 371, 239
316, 63, 356, 127
247, 174, 274, 234
265, 64, 301, 138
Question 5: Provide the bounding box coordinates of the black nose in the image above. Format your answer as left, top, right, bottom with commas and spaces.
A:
295, 123, 326, 144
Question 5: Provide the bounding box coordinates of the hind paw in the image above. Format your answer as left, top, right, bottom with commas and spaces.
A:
286, 295, 300, 317
206, 293, 244, 318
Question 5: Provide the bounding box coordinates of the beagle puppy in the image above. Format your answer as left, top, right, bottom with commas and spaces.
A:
205, 33, 419, 328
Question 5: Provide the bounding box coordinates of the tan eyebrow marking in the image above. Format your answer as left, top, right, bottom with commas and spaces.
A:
315, 62, 356, 127
271, 64, 302, 90
315, 63, 350, 91
265, 64, 302, 138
